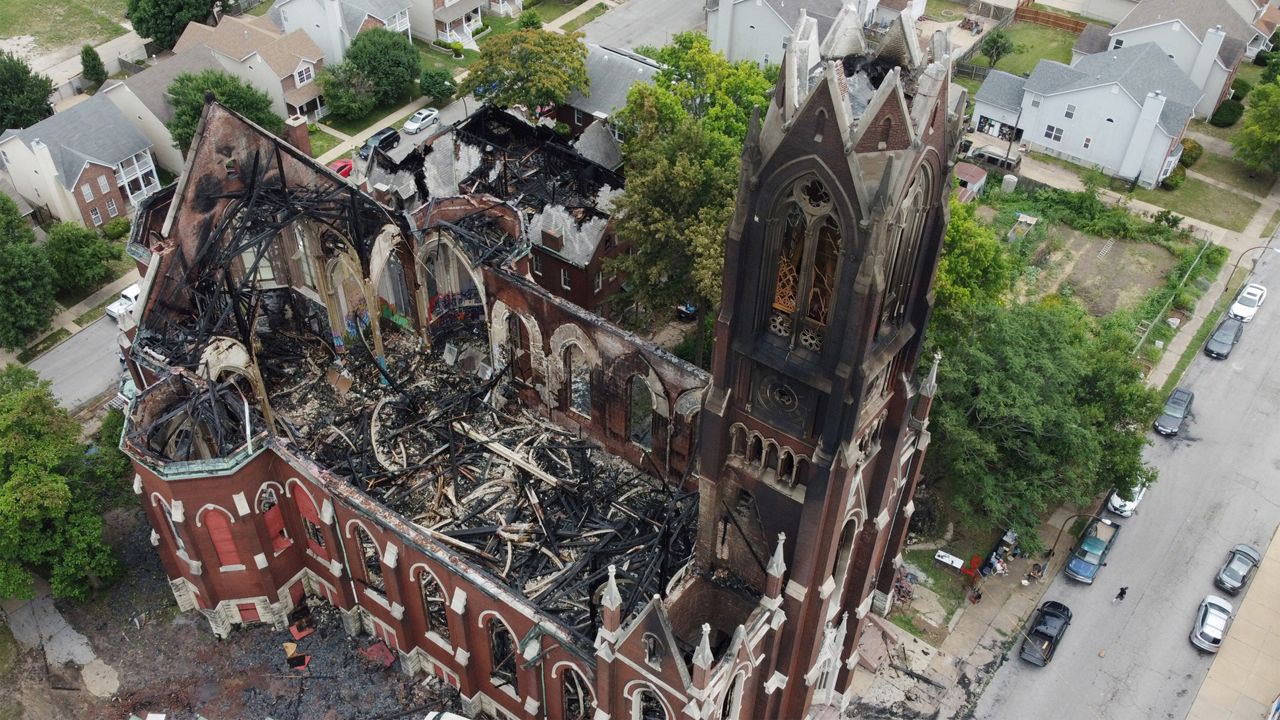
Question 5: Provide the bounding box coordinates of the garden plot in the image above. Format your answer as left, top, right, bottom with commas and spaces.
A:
1023, 224, 1178, 315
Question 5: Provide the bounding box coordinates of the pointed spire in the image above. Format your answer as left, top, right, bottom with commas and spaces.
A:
921, 350, 941, 398
693, 623, 714, 670
602, 564, 621, 610
767, 532, 787, 578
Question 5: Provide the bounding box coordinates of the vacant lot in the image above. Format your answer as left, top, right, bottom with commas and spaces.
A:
1022, 223, 1179, 315
981, 22, 1078, 77
0, 0, 128, 52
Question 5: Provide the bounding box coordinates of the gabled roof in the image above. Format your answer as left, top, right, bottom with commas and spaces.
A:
175, 15, 323, 78
564, 45, 661, 120
705, 0, 844, 35
1025, 43, 1201, 135
571, 120, 623, 171
331, 0, 409, 38
974, 70, 1027, 112
0, 93, 151, 190
116, 46, 224, 124
1073, 23, 1112, 55
1111, 0, 1259, 67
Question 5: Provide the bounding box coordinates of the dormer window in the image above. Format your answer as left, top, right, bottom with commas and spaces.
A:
766, 175, 842, 353
296, 65, 314, 86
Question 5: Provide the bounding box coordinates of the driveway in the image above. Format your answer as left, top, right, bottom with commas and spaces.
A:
580, 0, 704, 50
972, 251, 1280, 718
28, 316, 122, 411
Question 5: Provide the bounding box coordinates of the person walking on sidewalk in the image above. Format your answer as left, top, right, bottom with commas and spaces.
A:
1113, 586, 1128, 603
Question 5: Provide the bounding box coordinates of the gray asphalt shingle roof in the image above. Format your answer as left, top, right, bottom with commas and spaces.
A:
1112, 0, 1257, 67
0, 93, 151, 190
706, 0, 843, 35
1025, 42, 1201, 135
118, 47, 223, 124
1073, 24, 1111, 55
975, 70, 1027, 111
571, 120, 622, 171
565, 45, 660, 120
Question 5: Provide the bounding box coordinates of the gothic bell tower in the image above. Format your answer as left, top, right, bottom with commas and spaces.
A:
694, 7, 964, 717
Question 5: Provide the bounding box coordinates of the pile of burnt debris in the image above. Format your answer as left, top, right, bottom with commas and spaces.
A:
261, 328, 698, 640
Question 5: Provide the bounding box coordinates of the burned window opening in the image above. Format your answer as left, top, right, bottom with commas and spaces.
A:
421, 572, 450, 641
354, 526, 385, 593
628, 376, 654, 450
637, 689, 667, 720
488, 619, 519, 693
563, 667, 591, 720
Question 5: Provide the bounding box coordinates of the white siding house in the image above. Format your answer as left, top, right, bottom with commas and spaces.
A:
706, 0, 867, 66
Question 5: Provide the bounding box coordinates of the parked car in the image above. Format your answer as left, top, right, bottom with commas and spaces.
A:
404, 108, 440, 134
1153, 387, 1193, 436
1189, 595, 1234, 653
106, 283, 141, 321
1064, 517, 1120, 584
327, 158, 353, 177
1214, 543, 1262, 595
1203, 317, 1243, 359
966, 144, 1021, 171
359, 127, 400, 159
676, 302, 697, 320
1019, 600, 1072, 666
1106, 484, 1147, 517
1228, 283, 1267, 322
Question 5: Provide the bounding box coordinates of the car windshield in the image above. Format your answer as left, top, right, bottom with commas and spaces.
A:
1163, 401, 1186, 418
1213, 324, 1236, 342
1073, 546, 1102, 564
1239, 294, 1260, 308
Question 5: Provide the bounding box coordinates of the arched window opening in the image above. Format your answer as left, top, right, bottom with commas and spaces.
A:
259, 487, 291, 553
643, 633, 663, 669
748, 435, 763, 464
832, 519, 858, 602
880, 117, 894, 147
565, 345, 591, 417
780, 452, 796, 486
297, 493, 326, 557
767, 176, 843, 352
204, 510, 241, 568
354, 526, 384, 593
721, 674, 744, 719
162, 503, 186, 554
764, 443, 779, 473
421, 573, 450, 641
488, 619, 519, 694
636, 689, 667, 720
628, 376, 654, 450
505, 313, 531, 379
730, 425, 747, 456
880, 168, 930, 332
734, 489, 756, 518
563, 668, 590, 720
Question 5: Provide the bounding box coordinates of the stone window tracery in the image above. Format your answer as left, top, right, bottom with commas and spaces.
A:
768, 176, 844, 352
880, 167, 931, 332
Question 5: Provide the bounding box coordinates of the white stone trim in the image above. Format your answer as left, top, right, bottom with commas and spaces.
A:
133, 473, 142, 494
150, 529, 159, 546
785, 580, 807, 601
382, 542, 399, 568
254, 553, 269, 569
450, 587, 467, 614
818, 575, 836, 599
454, 647, 470, 666
233, 491, 250, 516
523, 696, 540, 715
391, 602, 405, 620
320, 499, 334, 524
764, 671, 788, 694
856, 592, 873, 619
170, 500, 185, 522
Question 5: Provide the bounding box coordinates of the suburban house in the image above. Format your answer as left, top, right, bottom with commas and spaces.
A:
268, 0, 410, 63
175, 15, 329, 121
100, 47, 225, 173
1073, 0, 1267, 116
0, 93, 160, 227
972, 43, 1202, 188
706, 0, 859, 66
554, 44, 661, 138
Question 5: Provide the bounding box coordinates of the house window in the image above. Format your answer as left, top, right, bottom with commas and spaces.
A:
90, 207, 102, 226
573, 108, 583, 125
1113, 38, 1123, 48
609, 123, 623, 142
560, 267, 571, 290
1064, 104, 1075, 119
1082, 137, 1092, 149
97, 175, 110, 194
594, 272, 602, 293
106, 199, 118, 217
81, 183, 93, 202
1030, 97, 1041, 108
1044, 125, 1063, 142
296, 65, 314, 85
531, 252, 542, 275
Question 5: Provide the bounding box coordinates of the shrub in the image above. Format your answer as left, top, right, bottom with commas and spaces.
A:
518, 10, 542, 29
553, 121, 571, 136
1231, 77, 1252, 100
524, 0, 543, 6
420, 68, 456, 101
432, 39, 451, 50
450, 41, 465, 57
1209, 98, 1243, 127
1161, 164, 1187, 190
1254, 49, 1272, 67
101, 216, 131, 241
1178, 138, 1202, 167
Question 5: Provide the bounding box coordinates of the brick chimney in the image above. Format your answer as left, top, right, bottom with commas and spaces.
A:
283, 115, 312, 156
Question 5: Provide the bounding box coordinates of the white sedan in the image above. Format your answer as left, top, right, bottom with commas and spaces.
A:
1228, 283, 1267, 322
1107, 484, 1147, 517
403, 108, 440, 134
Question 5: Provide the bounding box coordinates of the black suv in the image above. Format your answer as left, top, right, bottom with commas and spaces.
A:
1153, 387, 1193, 436
1020, 601, 1072, 666
1204, 317, 1243, 359
359, 126, 400, 159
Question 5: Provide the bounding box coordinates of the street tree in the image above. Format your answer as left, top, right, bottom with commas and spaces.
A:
80, 45, 107, 87
0, 195, 35, 247
167, 70, 283, 152
980, 29, 1020, 69
517, 10, 542, 29
420, 68, 457, 103
0, 365, 121, 600
126, 0, 210, 50
1262, 54, 1280, 85
461, 29, 589, 112
44, 222, 122, 294
0, 51, 53, 130
319, 62, 377, 121
1232, 81, 1280, 174
345, 28, 421, 105
0, 237, 56, 350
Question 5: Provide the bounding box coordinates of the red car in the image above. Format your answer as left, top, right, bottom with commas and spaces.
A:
327, 159, 353, 177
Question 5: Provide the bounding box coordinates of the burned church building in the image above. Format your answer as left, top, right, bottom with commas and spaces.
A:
119, 7, 964, 719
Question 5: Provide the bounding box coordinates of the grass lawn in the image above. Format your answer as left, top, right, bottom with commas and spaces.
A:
924, 0, 968, 20
1189, 118, 1236, 142
953, 74, 982, 98
982, 23, 1078, 78
74, 295, 116, 327
1236, 61, 1264, 88
1130, 177, 1261, 232
1265, 208, 1280, 238
18, 329, 71, 364
1190, 152, 1277, 198
562, 2, 609, 32
0, 0, 128, 50
323, 100, 415, 137
247, 0, 276, 16
308, 126, 342, 158
1160, 264, 1241, 398
530, 0, 589, 23
417, 39, 481, 76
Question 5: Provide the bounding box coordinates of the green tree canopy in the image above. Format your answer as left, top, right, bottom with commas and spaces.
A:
0, 51, 53, 131
126, 0, 210, 50
0, 365, 120, 599
45, 222, 122, 294
980, 29, 1019, 68
1231, 81, 1280, 174
517, 9, 542, 29
318, 62, 377, 121
166, 70, 283, 152
80, 45, 107, 87
420, 68, 457, 103
461, 29, 589, 112
0, 238, 56, 350
0, 195, 35, 246
345, 28, 421, 105
932, 197, 1013, 328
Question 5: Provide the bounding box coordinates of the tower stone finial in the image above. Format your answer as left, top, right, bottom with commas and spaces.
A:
767, 532, 788, 578
921, 350, 941, 398
602, 564, 621, 610
693, 623, 714, 670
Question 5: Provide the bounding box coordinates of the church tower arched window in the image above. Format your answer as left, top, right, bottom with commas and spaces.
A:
879, 166, 932, 332
767, 176, 843, 352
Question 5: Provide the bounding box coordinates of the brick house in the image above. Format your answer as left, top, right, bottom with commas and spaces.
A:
553, 44, 660, 142
0, 92, 160, 228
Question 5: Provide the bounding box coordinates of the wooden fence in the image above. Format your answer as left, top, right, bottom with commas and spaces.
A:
1013, 6, 1089, 32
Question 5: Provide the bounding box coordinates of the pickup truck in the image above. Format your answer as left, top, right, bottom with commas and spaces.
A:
1064, 517, 1120, 583
105, 283, 141, 322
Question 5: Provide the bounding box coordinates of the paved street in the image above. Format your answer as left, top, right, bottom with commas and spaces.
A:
28, 316, 122, 411
973, 251, 1280, 719
579, 0, 704, 49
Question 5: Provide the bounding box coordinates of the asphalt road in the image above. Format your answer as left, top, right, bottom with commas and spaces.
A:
973, 251, 1280, 719
579, 0, 704, 50
29, 316, 122, 411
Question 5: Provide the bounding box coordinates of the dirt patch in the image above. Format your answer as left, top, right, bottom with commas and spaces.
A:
975, 205, 998, 224
1025, 223, 1177, 315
